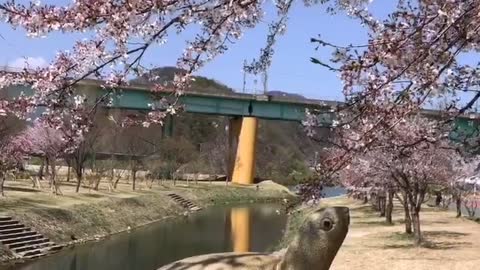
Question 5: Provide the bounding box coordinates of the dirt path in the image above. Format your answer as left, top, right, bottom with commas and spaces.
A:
321, 196, 480, 270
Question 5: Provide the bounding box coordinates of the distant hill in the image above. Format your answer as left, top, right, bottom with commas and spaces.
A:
131, 67, 234, 95
267, 91, 307, 100
132, 67, 310, 100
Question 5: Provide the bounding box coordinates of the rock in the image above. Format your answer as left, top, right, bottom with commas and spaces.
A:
157, 207, 350, 270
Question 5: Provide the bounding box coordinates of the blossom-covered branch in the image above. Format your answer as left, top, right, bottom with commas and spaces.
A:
0, 0, 309, 135
310, 0, 480, 152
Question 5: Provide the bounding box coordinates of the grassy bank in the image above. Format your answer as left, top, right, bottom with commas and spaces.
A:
279, 196, 480, 270
0, 180, 294, 263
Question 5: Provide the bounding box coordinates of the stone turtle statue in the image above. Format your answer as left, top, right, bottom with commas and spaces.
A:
157, 206, 350, 270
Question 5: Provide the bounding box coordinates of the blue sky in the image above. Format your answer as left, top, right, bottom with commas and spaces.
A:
0, 1, 397, 101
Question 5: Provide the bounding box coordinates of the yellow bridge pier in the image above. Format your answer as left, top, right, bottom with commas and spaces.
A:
230, 207, 251, 252
229, 117, 258, 185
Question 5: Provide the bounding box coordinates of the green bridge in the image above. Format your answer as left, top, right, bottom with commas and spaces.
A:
83, 80, 480, 140
77, 80, 337, 123
8, 79, 478, 131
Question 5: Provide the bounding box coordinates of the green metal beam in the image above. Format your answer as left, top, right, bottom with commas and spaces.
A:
5, 82, 479, 139
75, 82, 335, 123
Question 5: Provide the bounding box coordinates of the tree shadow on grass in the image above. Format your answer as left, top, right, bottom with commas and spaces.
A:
60, 181, 78, 187
423, 231, 469, 238
20, 197, 60, 206
395, 218, 449, 225
81, 193, 104, 199
4, 186, 41, 193
355, 220, 395, 226
30, 207, 75, 222
466, 217, 480, 223
350, 205, 381, 218
381, 231, 471, 250
420, 240, 472, 250
383, 243, 416, 249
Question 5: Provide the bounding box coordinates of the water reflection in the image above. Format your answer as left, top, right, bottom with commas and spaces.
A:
3, 204, 286, 270
230, 207, 251, 252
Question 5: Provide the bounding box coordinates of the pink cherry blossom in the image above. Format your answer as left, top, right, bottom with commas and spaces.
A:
0, 0, 313, 135
309, 1, 480, 151
0, 130, 32, 196
19, 121, 70, 194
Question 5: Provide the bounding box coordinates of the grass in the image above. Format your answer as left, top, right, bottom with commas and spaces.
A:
466, 216, 480, 223
0, 178, 294, 263
280, 196, 480, 270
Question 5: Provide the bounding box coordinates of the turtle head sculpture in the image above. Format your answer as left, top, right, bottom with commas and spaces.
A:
279, 206, 350, 270
157, 206, 350, 270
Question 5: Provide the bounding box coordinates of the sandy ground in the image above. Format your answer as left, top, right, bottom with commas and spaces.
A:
320, 196, 480, 270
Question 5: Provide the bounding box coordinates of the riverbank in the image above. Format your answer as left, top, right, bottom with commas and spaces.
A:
0, 180, 294, 264
281, 196, 480, 270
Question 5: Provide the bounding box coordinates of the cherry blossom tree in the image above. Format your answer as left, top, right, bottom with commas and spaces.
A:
311, 0, 480, 153
323, 115, 459, 245
337, 149, 397, 223
0, 133, 31, 196
0, 0, 353, 135
20, 122, 68, 195
447, 156, 480, 217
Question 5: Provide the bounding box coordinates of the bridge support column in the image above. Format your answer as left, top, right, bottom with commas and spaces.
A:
230, 207, 251, 252
227, 117, 241, 182
162, 114, 174, 138
231, 117, 258, 185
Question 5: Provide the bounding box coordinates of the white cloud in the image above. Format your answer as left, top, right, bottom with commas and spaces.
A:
8, 56, 48, 70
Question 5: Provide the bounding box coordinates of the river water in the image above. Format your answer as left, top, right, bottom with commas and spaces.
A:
2, 187, 347, 270
3, 203, 287, 270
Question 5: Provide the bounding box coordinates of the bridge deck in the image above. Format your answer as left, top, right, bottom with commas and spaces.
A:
4, 79, 480, 135
76, 80, 337, 122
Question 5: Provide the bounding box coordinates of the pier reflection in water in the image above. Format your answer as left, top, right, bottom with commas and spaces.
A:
4, 204, 286, 270
230, 207, 251, 252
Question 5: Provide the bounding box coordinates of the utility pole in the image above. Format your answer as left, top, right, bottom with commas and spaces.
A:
242, 59, 247, 93
262, 70, 268, 95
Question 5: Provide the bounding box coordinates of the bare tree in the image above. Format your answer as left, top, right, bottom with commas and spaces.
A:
67, 125, 103, 193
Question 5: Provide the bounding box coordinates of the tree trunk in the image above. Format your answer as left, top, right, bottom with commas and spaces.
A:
455, 196, 462, 218
132, 170, 137, 190
371, 194, 379, 211
75, 170, 83, 193
372, 196, 377, 210
38, 158, 45, 180
66, 162, 71, 182
411, 209, 422, 245
401, 195, 413, 234
0, 173, 5, 197
435, 192, 442, 206
50, 159, 60, 195
379, 196, 386, 217
386, 190, 394, 224
45, 158, 50, 176
94, 175, 101, 191
114, 176, 121, 189
406, 189, 424, 245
